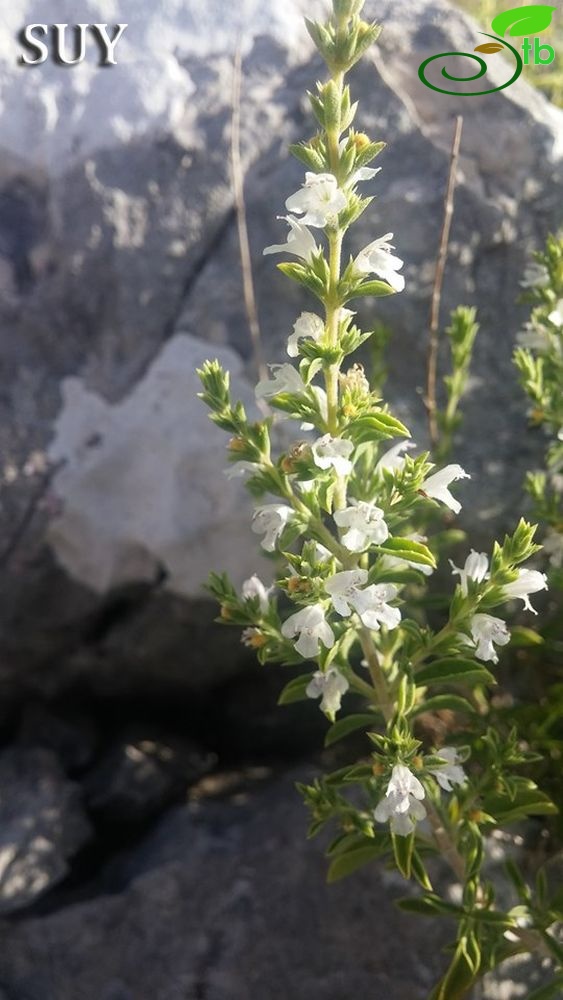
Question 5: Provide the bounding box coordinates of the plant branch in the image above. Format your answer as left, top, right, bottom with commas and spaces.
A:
231, 42, 268, 384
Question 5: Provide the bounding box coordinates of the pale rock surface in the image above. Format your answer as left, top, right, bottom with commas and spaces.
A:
0, 747, 91, 914
47, 333, 265, 596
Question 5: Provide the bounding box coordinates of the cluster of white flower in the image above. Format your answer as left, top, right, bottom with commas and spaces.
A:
374, 752, 466, 837
264, 170, 406, 292
236, 148, 549, 845
450, 551, 548, 663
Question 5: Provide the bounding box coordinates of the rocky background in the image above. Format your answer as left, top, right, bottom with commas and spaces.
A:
0, 0, 561, 997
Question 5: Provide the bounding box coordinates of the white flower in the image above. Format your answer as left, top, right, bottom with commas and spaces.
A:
300, 385, 329, 431
325, 571, 400, 629
281, 603, 335, 659
374, 763, 426, 837
224, 460, 259, 480
548, 299, 563, 326
326, 571, 401, 631
375, 440, 415, 474
285, 172, 347, 227
380, 532, 434, 577
449, 550, 489, 595
255, 363, 306, 400
287, 311, 325, 358
242, 574, 272, 612
520, 262, 549, 289
325, 568, 368, 614
348, 166, 381, 186
312, 434, 354, 475
306, 667, 349, 718
501, 568, 548, 614
470, 613, 510, 664
428, 747, 466, 792
263, 215, 318, 262
353, 232, 405, 292
543, 528, 563, 569
516, 323, 551, 351
420, 464, 470, 515
312, 542, 333, 562
251, 504, 293, 552
333, 500, 389, 551
358, 584, 401, 630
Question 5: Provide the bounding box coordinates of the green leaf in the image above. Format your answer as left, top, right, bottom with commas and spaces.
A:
378, 537, 436, 568
278, 673, 314, 705
411, 850, 434, 891
327, 841, 387, 882
392, 832, 414, 879
415, 658, 495, 688
277, 262, 327, 302
346, 411, 410, 443
397, 894, 462, 917
411, 694, 477, 718
525, 978, 563, 1000
509, 625, 544, 647
432, 942, 478, 1000
327, 831, 372, 857
345, 279, 396, 300
483, 782, 558, 824
538, 929, 563, 966
324, 712, 379, 747
491, 5, 556, 38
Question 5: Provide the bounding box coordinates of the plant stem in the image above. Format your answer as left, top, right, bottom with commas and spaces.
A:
358, 628, 395, 722
425, 115, 463, 448
231, 42, 267, 384
323, 73, 347, 511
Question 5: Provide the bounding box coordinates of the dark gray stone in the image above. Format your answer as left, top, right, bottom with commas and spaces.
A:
0, 771, 447, 999
0, 747, 91, 914
82, 727, 215, 824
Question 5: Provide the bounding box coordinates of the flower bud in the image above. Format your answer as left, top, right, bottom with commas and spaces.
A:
281, 442, 312, 474
333, 0, 365, 20
228, 436, 247, 453
339, 363, 369, 395
350, 130, 371, 152
241, 627, 267, 649
287, 576, 313, 596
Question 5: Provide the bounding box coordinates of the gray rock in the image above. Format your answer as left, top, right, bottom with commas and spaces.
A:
0, 769, 549, 999
47, 334, 265, 597
0, 771, 447, 999
82, 727, 215, 824
0, 747, 91, 914
17, 702, 99, 773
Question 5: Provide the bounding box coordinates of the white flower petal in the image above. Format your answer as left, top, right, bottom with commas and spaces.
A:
420, 464, 470, 514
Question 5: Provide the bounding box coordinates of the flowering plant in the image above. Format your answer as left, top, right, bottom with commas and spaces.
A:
198, 3, 562, 996
516, 235, 563, 588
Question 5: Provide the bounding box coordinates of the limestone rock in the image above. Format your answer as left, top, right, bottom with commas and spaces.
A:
0, 747, 91, 914
0, 772, 446, 998
82, 727, 215, 824
47, 333, 265, 596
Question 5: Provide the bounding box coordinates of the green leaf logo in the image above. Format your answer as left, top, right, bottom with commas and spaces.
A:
491, 4, 557, 38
